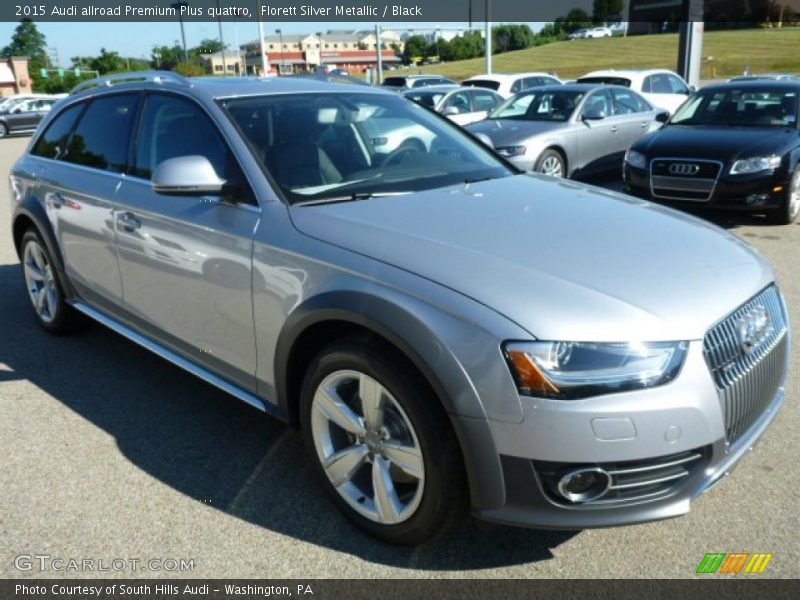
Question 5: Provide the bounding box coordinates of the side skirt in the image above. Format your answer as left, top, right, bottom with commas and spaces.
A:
70, 300, 287, 421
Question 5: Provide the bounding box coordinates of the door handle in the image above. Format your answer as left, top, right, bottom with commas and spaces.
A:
46, 191, 64, 209
117, 212, 141, 232
610, 126, 619, 133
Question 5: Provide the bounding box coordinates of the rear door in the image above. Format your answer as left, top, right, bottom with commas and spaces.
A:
31, 94, 141, 307
114, 92, 259, 390
575, 89, 621, 173
610, 87, 657, 149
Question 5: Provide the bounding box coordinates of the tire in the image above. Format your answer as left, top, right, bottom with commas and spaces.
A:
299, 338, 466, 544
768, 166, 800, 225
19, 229, 80, 334
0, 122, 7, 138
535, 148, 566, 178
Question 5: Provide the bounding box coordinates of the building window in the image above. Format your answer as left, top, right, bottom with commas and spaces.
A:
214, 65, 222, 72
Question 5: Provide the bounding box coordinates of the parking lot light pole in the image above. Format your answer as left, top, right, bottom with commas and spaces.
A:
171, 1, 189, 62
216, 0, 227, 76
257, 1, 267, 75
376, 24, 383, 85
485, 0, 492, 75
277, 29, 285, 74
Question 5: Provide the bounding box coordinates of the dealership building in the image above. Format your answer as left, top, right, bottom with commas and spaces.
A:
238, 30, 404, 75
0, 56, 32, 97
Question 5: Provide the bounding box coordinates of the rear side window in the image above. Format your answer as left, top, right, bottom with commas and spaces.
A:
65, 94, 140, 173
31, 103, 84, 160
464, 79, 501, 91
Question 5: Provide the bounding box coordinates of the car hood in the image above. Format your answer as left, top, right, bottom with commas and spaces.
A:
290, 174, 773, 341
466, 119, 565, 145
634, 124, 798, 161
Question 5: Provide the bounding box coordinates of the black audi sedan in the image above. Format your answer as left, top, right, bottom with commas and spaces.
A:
623, 81, 800, 224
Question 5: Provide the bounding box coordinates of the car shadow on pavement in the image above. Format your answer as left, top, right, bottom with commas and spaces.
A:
0, 262, 577, 571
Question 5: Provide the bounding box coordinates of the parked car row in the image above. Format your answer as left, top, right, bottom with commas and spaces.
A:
0, 93, 66, 139
389, 68, 798, 224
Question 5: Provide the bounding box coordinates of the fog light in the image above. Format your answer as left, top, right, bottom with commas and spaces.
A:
557, 467, 612, 502
746, 193, 769, 206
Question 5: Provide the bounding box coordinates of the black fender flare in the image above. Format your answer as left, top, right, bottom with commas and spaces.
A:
12, 196, 76, 299
274, 289, 506, 510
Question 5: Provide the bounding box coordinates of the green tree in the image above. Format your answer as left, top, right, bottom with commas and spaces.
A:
150, 43, 185, 70
191, 38, 225, 57
3, 19, 49, 91
403, 35, 429, 63
593, 0, 625, 25
554, 8, 594, 35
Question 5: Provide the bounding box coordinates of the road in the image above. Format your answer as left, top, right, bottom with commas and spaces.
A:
1, 135, 797, 578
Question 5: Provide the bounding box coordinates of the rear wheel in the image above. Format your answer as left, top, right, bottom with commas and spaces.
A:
300, 339, 465, 544
768, 166, 800, 225
0, 123, 8, 138
535, 149, 566, 178
20, 229, 78, 333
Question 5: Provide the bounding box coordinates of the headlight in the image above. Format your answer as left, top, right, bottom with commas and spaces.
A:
504, 341, 687, 399
729, 155, 782, 175
624, 149, 647, 169
496, 145, 526, 157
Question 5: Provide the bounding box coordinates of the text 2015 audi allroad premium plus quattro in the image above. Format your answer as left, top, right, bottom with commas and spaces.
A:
9, 73, 790, 544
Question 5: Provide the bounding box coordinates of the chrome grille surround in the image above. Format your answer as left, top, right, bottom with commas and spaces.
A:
703, 285, 788, 446
534, 448, 709, 507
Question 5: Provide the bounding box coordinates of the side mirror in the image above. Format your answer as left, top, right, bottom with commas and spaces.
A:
655, 111, 670, 123
442, 105, 460, 116
473, 132, 494, 148
152, 155, 226, 196
687, 85, 696, 94
582, 107, 606, 121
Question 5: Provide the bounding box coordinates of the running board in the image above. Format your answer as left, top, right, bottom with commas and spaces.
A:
71, 300, 282, 418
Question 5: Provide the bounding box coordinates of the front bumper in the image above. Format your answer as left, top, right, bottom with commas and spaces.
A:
474, 385, 786, 529
623, 163, 791, 211
467, 327, 789, 529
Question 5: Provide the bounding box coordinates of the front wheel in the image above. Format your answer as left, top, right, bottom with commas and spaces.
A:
300, 339, 465, 544
768, 166, 800, 225
0, 123, 8, 138
535, 149, 566, 178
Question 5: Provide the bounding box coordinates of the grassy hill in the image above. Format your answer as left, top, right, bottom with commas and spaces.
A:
392, 28, 800, 82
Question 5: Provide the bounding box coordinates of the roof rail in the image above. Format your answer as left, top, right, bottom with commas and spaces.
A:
70, 71, 191, 95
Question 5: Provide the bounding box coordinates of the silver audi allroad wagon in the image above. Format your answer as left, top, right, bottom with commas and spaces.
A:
9, 73, 790, 544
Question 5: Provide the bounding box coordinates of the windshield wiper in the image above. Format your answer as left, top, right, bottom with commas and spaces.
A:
294, 191, 410, 206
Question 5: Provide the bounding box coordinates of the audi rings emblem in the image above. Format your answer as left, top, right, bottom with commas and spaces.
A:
668, 163, 701, 176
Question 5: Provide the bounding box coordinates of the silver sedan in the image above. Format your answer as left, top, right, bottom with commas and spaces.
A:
467, 83, 667, 178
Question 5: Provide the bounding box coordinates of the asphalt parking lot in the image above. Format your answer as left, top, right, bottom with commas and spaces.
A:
0, 134, 797, 579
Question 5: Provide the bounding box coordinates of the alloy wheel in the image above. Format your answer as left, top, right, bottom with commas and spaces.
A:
23, 240, 58, 324
310, 369, 425, 525
790, 170, 800, 221
540, 155, 564, 178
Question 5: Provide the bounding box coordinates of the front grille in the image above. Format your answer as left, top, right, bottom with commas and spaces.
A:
703, 286, 788, 445
650, 158, 722, 201
534, 448, 709, 507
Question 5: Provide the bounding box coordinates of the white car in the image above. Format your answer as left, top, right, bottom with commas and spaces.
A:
577, 68, 693, 114
584, 27, 613, 38
462, 72, 563, 99
402, 85, 504, 126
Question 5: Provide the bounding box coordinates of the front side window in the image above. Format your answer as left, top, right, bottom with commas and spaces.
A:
666, 74, 689, 94
31, 103, 85, 160
224, 93, 513, 204
64, 94, 140, 173
472, 90, 501, 112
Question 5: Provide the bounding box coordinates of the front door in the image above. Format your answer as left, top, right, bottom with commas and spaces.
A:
114, 93, 259, 390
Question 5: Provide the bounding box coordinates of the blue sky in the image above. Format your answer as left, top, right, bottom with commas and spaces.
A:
0, 21, 530, 64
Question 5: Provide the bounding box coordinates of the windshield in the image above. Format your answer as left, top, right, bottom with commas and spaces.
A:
463, 80, 501, 91
224, 93, 513, 204
488, 90, 584, 121
670, 87, 798, 127
577, 77, 631, 87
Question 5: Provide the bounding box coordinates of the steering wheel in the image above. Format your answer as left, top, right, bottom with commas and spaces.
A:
382, 141, 424, 167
